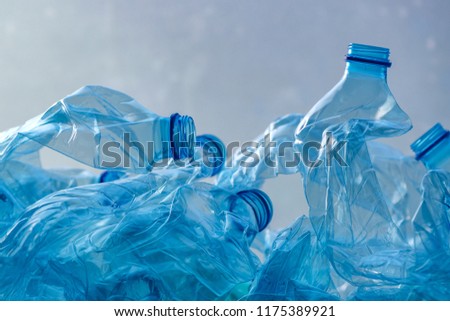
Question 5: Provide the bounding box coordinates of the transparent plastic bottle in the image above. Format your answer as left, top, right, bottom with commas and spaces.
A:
0, 178, 272, 300
296, 43, 411, 148
0, 85, 205, 227
411, 123, 450, 171
0, 86, 197, 173
294, 43, 413, 287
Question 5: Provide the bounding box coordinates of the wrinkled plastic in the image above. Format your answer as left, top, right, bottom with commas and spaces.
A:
0, 86, 222, 232
217, 114, 303, 192
0, 86, 194, 172
295, 44, 415, 288
246, 215, 343, 300
0, 160, 98, 232
0, 175, 272, 300
247, 143, 449, 300
245, 43, 450, 300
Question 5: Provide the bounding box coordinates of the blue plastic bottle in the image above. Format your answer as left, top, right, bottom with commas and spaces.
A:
0, 85, 207, 227
295, 43, 415, 290
411, 123, 450, 171
0, 177, 272, 300
247, 44, 450, 300
5, 86, 196, 172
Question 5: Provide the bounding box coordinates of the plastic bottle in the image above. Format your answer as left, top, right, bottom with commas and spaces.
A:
295, 43, 414, 287
411, 123, 450, 171
247, 44, 450, 300
0, 85, 211, 228
3, 86, 197, 172
0, 178, 273, 300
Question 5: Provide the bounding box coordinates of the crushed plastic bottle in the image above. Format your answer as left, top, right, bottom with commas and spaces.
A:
0, 86, 196, 172
247, 141, 443, 300
0, 174, 272, 300
294, 43, 414, 287
217, 114, 303, 192
283, 43, 449, 299
0, 86, 226, 231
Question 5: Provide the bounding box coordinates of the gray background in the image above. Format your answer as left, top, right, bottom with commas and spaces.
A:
1, 0, 449, 228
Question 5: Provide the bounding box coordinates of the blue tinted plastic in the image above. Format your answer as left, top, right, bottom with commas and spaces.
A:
0, 161, 98, 231
0, 85, 202, 229
296, 43, 413, 285
0, 86, 196, 173
290, 43, 449, 298
217, 114, 303, 191
246, 216, 340, 300
411, 123, 450, 171
0, 177, 272, 300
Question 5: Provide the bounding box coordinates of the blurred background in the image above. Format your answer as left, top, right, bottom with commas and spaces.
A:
1, 0, 449, 228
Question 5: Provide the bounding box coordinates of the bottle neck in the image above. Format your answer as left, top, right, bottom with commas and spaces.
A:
226, 189, 273, 245
344, 43, 391, 80
237, 189, 273, 233
169, 113, 196, 160
411, 123, 450, 170
344, 61, 387, 79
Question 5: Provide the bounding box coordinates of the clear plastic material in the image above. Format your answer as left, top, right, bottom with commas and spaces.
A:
246, 215, 343, 300
247, 43, 450, 300
0, 85, 196, 173
296, 43, 414, 289
217, 113, 303, 192
0, 161, 98, 232
0, 177, 272, 300
0, 85, 203, 230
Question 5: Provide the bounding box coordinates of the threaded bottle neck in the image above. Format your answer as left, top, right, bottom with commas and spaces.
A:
169, 113, 196, 160
345, 43, 391, 79
237, 189, 273, 232
411, 123, 450, 161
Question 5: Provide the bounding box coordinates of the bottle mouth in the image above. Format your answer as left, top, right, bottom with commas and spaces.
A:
411, 123, 449, 160
196, 134, 225, 176
237, 189, 273, 232
170, 113, 196, 160
346, 43, 392, 67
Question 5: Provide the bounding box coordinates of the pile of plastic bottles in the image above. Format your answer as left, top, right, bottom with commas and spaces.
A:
0, 43, 448, 300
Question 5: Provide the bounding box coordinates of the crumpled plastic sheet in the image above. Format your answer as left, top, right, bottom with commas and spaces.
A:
0, 172, 261, 300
